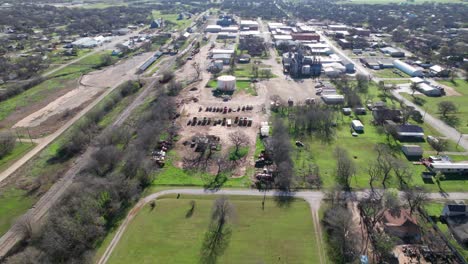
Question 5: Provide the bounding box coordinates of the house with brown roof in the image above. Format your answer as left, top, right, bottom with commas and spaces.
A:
382, 209, 421, 243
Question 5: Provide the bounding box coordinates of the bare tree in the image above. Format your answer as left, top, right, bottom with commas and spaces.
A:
322, 206, 358, 263
228, 131, 249, 158
356, 73, 369, 94
374, 144, 394, 189
403, 187, 428, 215
334, 147, 356, 190
392, 159, 412, 189
0, 131, 16, 158
5, 247, 43, 264
410, 82, 418, 96
192, 62, 202, 80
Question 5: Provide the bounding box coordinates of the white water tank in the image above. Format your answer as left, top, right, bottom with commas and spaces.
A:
217, 75, 236, 91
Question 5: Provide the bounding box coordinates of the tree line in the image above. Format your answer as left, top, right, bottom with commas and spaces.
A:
4, 80, 180, 263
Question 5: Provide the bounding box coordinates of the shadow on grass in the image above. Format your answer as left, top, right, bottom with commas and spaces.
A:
204, 173, 228, 191
273, 191, 296, 208
185, 200, 196, 218
440, 115, 460, 128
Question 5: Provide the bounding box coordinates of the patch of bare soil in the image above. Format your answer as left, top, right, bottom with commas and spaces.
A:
11, 52, 154, 134
0, 78, 78, 130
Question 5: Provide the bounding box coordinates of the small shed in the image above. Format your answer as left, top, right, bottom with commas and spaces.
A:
402, 144, 423, 158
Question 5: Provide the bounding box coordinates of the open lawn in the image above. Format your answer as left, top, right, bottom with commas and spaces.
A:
0, 142, 35, 173
400, 80, 468, 134
152, 150, 251, 187
0, 188, 34, 236
106, 195, 320, 264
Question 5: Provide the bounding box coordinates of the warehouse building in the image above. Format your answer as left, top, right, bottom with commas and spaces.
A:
205, 25, 222, 33
380, 47, 405, 57
291, 33, 320, 41
393, 60, 423, 77
240, 20, 259, 31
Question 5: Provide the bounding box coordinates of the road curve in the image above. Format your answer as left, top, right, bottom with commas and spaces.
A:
97, 188, 325, 264
97, 188, 468, 264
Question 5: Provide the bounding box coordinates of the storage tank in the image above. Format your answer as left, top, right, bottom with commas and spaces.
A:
393, 60, 423, 77
217, 75, 236, 91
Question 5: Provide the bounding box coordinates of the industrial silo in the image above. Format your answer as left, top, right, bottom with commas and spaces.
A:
217, 75, 236, 92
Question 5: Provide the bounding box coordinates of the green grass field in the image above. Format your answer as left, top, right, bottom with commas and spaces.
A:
400, 79, 468, 134
0, 188, 34, 236
291, 82, 468, 191
152, 150, 251, 187
106, 195, 320, 264
0, 142, 35, 173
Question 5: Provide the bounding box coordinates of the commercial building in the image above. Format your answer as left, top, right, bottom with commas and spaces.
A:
205, 25, 222, 33
380, 47, 405, 57
321, 94, 345, 105
240, 20, 259, 31
291, 33, 320, 41
328, 24, 348, 31
220, 26, 239, 33
212, 53, 232, 65
355, 28, 371, 37
393, 60, 423, 77
418, 83, 442, 96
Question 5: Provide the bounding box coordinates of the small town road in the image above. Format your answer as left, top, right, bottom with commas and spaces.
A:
318, 31, 468, 151
97, 188, 468, 264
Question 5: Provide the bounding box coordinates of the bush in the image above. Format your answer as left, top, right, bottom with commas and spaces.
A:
0, 131, 16, 158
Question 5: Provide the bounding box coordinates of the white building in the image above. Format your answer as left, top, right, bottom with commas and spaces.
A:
393, 60, 423, 77
205, 25, 222, 33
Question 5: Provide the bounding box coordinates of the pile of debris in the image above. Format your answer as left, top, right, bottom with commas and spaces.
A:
151, 140, 172, 167
183, 134, 221, 153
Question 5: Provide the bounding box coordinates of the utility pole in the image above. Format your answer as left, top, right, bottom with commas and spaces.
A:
456, 134, 463, 149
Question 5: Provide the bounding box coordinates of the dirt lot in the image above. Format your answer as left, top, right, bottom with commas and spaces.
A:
12, 52, 154, 136
172, 38, 320, 178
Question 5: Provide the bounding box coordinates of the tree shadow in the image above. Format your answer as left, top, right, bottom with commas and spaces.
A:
185, 200, 196, 218
200, 226, 232, 264
273, 191, 296, 208
204, 173, 228, 191
441, 115, 460, 127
